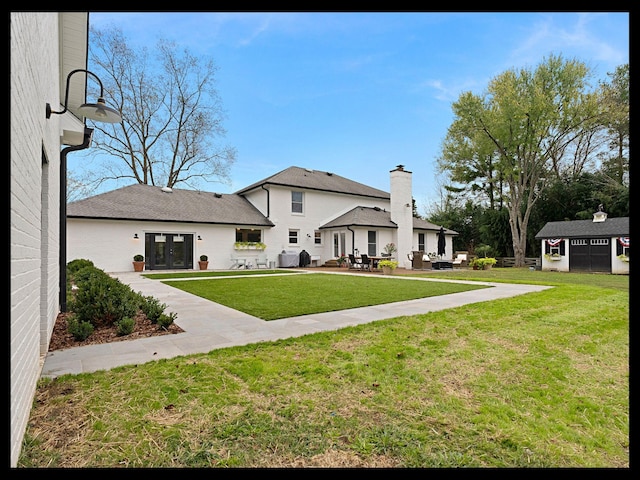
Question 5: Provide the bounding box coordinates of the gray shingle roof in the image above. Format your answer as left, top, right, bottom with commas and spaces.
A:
67, 184, 275, 227
320, 206, 458, 234
534, 217, 629, 239
320, 206, 397, 229
67, 167, 458, 235
235, 166, 390, 200
413, 217, 457, 234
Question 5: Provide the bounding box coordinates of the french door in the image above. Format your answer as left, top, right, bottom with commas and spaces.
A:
145, 233, 194, 270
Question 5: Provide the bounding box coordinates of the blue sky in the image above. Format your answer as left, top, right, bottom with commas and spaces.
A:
87, 11, 629, 215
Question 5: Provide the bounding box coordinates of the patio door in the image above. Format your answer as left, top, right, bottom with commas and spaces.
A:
145, 233, 194, 270
333, 231, 346, 258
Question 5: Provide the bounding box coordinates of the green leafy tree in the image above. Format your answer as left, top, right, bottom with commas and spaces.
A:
426, 196, 484, 255
438, 116, 504, 210
598, 63, 629, 186
438, 55, 601, 266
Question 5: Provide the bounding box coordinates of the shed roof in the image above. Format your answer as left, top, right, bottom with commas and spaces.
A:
534, 217, 629, 239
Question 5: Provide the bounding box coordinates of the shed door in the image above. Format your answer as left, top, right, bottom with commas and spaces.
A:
570, 238, 610, 273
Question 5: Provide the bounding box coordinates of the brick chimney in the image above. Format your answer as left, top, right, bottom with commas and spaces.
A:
390, 165, 413, 269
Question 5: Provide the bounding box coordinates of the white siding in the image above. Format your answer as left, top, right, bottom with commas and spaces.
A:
611, 237, 630, 275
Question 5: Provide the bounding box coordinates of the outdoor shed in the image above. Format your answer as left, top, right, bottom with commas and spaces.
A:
534, 208, 629, 274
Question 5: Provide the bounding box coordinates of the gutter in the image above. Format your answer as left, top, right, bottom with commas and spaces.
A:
347, 226, 355, 254
59, 127, 94, 312
260, 184, 270, 218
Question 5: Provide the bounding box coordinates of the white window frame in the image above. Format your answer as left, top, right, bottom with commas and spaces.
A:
291, 191, 304, 214
367, 230, 377, 256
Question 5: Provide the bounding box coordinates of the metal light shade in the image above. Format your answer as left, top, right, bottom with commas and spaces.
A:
47, 69, 122, 124
77, 97, 122, 123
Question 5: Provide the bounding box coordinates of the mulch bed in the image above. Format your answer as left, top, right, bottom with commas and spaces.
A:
49, 311, 184, 352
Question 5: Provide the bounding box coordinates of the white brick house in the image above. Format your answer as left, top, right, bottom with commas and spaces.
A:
10, 12, 96, 466
67, 165, 458, 273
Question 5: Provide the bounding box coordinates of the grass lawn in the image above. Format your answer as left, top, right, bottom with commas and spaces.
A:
142, 269, 300, 279
162, 273, 490, 320
19, 269, 628, 468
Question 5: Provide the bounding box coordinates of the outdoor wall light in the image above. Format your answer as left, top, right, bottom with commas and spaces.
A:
197, 235, 202, 241
133, 233, 139, 239
46, 69, 122, 123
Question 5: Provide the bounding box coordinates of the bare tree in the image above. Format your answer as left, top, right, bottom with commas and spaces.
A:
73, 25, 236, 196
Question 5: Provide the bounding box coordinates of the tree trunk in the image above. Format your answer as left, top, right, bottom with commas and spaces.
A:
508, 198, 529, 268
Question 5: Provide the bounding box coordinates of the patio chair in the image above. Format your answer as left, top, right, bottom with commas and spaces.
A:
230, 254, 246, 270
452, 252, 468, 268
256, 253, 268, 269
360, 254, 372, 272
348, 254, 362, 269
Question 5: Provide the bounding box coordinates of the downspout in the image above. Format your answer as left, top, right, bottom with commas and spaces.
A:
260, 184, 270, 218
59, 127, 94, 312
347, 226, 355, 254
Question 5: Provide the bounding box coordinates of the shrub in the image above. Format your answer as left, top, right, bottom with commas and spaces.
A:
471, 257, 497, 268
377, 259, 399, 270
70, 265, 111, 286
475, 244, 494, 258
66, 264, 111, 309
66, 315, 95, 341
115, 316, 136, 336
140, 295, 167, 323
69, 272, 139, 327
65, 261, 172, 334
67, 258, 95, 276
133, 254, 144, 262
157, 312, 178, 329
199, 255, 208, 261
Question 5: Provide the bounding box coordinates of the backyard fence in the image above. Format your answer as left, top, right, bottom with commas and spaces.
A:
496, 257, 541, 268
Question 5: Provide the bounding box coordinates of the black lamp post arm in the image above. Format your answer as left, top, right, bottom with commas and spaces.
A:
47, 69, 105, 117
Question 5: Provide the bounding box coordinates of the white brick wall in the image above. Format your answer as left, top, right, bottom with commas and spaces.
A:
390, 166, 414, 269
10, 12, 63, 467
